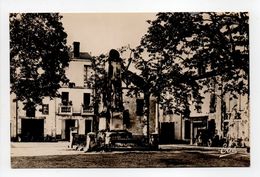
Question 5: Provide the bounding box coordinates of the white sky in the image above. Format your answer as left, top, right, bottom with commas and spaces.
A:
61, 13, 156, 56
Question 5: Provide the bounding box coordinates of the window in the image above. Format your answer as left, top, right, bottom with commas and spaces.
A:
209, 94, 216, 113
195, 104, 202, 113
136, 99, 144, 116
26, 107, 35, 117
61, 92, 69, 105
84, 65, 92, 87
83, 93, 91, 107
42, 104, 49, 115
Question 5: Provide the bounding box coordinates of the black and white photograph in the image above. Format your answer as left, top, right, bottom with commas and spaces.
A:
9, 12, 250, 168
1, 1, 260, 177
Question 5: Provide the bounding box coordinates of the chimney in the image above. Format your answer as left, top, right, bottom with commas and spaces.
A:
73, 42, 80, 58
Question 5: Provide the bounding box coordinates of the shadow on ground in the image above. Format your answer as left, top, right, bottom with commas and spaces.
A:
11, 150, 250, 168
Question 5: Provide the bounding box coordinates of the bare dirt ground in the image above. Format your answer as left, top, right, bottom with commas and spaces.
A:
11, 142, 250, 168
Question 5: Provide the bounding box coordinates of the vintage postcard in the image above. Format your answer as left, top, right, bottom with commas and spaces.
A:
2, 1, 260, 177
9, 12, 249, 168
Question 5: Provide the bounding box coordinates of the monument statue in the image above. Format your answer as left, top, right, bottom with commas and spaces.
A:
107, 49, 124, 112
99, 49, 124, 131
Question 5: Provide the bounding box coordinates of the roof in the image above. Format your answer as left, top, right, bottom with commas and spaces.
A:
79, 52, 92, 59
72, 52, 92, 60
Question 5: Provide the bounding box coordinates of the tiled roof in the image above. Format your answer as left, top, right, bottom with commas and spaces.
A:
79, 52, 92, 59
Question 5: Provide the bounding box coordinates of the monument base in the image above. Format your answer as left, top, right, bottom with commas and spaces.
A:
110, 112, 123, 130
98, 117, 107, 130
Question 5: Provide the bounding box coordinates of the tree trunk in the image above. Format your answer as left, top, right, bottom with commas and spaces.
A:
144, 92, 150, 145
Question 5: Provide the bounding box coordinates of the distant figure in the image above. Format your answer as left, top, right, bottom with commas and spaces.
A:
69, 127, 77, 148
84, 133, 97, 152
143, 124, 147, 136
196, 132, 203, 146
69, 127, 74, 148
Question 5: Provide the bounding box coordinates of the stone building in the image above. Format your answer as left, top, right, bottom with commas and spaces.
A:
10, 42, 94, 141
10, 42, 157, 141
158, 88, 249, 145
10, 42, 249, 145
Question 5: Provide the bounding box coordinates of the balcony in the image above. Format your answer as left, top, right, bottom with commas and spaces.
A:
58, 105, 73, 115
81, 105, 94, 115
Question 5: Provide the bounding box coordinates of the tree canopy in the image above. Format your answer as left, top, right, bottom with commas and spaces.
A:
133, 12, 249, 115
10, 13, 70, 110
86, 12, 249, 128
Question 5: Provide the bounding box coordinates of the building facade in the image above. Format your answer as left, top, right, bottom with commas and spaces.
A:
158, 89, 249, 146
10, 42, 249, 145
10, 42, 94, 141
10, 42, 157, 141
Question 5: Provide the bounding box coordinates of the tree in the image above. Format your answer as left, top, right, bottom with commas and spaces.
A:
87, 53, 108, 131
10, 13, 70, 110
134, 12, 249, 116
87, 13, 249, 143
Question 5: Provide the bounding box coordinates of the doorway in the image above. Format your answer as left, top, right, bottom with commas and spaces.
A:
160, 122, 175, 144
62, 92, 69, 105
21, 119, 44, 141
65, 119, 75, 141
83, 93, 91, 107
85, 120, 92, 135
184, 120, 191, 139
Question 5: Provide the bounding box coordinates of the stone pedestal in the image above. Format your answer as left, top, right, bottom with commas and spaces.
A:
110, 112, 123, 130
99, 117, 107, 130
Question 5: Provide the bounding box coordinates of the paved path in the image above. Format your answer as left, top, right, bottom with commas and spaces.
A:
11, 142, 249, 157
11, 142, 85, 157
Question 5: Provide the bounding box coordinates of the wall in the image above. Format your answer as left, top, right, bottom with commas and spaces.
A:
10, 57, 95, 140
10, 93, 56, 138
122, 89, 156, 135
65, 59, 92, 87
160, 110, 182, 140
57, 87, 93, 113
